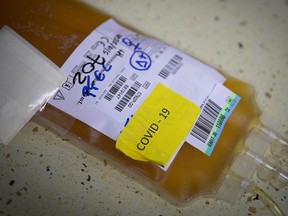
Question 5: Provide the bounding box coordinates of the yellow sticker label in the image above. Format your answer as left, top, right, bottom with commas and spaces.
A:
116, 83, 201, 167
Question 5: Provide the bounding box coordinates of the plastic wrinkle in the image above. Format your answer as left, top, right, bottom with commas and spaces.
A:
0, 26, 66, 144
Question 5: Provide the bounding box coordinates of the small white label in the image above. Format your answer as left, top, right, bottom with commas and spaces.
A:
187, 83, 240, 155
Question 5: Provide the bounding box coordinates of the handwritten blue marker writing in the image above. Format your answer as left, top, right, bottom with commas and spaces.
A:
73, 54, 112, 97
81, 63, 111, 97
119, 114, 134, 134
122, 37, 152, 71
82, 76, 98, 97
130, 51, 152, 71
82, 68, 108, 97
122, 38, 141, 51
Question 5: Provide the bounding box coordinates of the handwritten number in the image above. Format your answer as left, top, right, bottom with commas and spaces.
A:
73, 72, 86, 85
159, 108, 170, 119
122, 38, 133, 47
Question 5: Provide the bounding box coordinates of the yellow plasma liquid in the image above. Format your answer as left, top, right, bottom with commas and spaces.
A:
0, 0, 261, 205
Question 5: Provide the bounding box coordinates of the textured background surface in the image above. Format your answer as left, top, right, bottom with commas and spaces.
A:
1, 0, 288, 215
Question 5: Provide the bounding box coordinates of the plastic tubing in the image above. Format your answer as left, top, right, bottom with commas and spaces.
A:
247, 182, 286, 216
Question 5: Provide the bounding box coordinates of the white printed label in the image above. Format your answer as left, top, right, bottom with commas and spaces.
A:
187, 83, 240, 155
48, 19, 233, 161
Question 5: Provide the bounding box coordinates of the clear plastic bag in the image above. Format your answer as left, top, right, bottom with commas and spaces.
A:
1, 1, 287, 214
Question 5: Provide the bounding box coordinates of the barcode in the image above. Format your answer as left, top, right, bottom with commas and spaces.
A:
104, 75, 127, 101
190, 99, 221, 145
158, 54, 183, 79
115, 81, 142, 112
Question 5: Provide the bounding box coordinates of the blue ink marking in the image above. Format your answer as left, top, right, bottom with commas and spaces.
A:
122, 38, 141, 51
122, 37, 152, 71
80, 56, 112, 97
94, 70, 105, 82
82, 75, 99, 97
124, 118, 130, 127
124, 114, 134, 127
130, 51, 152, 71
82, 68, 109, 97
102, 63, 112, 72
205, 95, 241, 156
